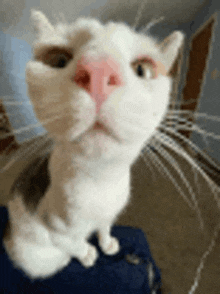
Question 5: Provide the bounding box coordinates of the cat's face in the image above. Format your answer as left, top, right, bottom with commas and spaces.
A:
26, 10, 184, 159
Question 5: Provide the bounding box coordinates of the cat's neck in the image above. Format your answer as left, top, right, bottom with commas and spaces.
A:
50, 139, 140, 175
52, 140, 129, 167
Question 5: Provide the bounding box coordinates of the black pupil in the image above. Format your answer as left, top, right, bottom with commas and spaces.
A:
137, 64, 144, 77
57, 56, 67, 68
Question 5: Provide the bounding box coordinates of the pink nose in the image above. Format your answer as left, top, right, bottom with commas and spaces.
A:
73, 56, 123, 112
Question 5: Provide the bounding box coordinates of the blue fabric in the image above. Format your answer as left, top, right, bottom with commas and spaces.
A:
0, 206, 162, 293
0, 32, 45, 143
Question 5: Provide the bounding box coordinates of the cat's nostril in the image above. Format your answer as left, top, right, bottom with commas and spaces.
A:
108, 75, 118, 86
74, 70, 90, 91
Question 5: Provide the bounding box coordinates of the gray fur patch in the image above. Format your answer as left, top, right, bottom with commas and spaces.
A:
10, 153, 51, 212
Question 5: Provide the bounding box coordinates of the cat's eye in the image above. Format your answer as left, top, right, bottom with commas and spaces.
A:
137, 65, 144, 77
36, 47, 73, 68
132, 61, 156, 79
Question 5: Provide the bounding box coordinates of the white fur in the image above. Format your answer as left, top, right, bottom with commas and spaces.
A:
3, 10, 184, 279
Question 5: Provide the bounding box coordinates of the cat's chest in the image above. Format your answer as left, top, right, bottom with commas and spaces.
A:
50, 147, 131, 219
63, 167, 130, 219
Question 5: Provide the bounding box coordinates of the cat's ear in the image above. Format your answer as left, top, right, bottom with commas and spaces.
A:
31, 9, 54, 36
159, 31, 184, 72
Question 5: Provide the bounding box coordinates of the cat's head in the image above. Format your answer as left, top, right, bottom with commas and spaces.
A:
26, 10, 184, 160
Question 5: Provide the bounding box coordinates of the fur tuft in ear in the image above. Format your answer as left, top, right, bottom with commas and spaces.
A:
160, 31, 185, 72
31, 9, 54, 36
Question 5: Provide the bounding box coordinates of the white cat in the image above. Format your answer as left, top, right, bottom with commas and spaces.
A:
3, 10, 184, 279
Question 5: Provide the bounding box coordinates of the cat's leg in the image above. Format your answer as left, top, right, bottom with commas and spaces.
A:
4, 196, 71, 279
50, 231, 98, 267
38, 188, 99, 268
4, 235, 71, 279
47, 213, 99, 267
98, 223, 120, 255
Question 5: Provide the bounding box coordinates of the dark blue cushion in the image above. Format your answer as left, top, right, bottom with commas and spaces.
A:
0, 206, 161, 294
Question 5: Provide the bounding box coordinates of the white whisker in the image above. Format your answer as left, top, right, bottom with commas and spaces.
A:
161, 120, 220, 142
141, 16, 165, 33
150, 138, 204, 229
142, 146, 168, 178
0, 113, 16, 118
166, 109, 193, 116
2, 101, 32, 106
143, 145, 195, 210
132, 2, 146, 30
152, 130, 220, 210
0, 110, 71, 140
188, 223, 220, 294
58, 12, 66, 23
139, 149, 158, 181
174, 98, 199, 107
166, 110, 220, 123
193, 125, 220, 141
1, 95, 16, 100
194, 113, 220, 122
0, 122, 44, 139
53, 11, 63, 23
163, 116, 193, 128
14, 131, 48, 148
192, 164, 201, 197
1, 132, 52, 173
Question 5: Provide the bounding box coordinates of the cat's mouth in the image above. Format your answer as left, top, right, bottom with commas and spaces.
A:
92, 121, 110, 134
93, 122, 107, 131
90, 121, 120, 142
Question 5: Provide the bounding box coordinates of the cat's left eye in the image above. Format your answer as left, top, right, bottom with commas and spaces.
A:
132, 61, 156, 79
36, 47, 73, 68
52, 53, 70, 68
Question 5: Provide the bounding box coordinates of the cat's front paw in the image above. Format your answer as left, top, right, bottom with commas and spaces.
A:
101, 236, 120, 255
80, 244, 98, 268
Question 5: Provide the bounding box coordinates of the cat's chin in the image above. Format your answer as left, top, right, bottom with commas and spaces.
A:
70, 125, 122, 160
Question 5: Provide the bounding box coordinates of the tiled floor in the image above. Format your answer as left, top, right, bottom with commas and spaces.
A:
1, 150, 220, 293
